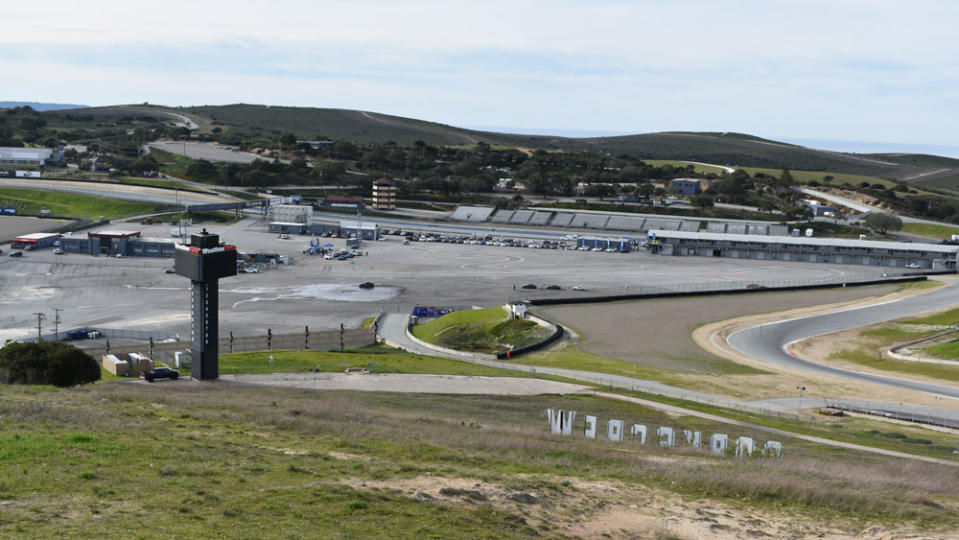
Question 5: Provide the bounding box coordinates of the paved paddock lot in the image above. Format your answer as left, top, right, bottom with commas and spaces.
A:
0, 216, 71, 243
0, 217, 893, 342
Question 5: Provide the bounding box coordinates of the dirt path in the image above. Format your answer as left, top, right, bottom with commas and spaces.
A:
224, 372, 591, 395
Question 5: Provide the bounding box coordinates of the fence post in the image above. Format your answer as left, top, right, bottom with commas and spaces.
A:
149, 336, 154, 359
105, 339, 111, 354
267, 328, 272, 350
230, 331, 234, 353
340, 323, 345, 350
305, 325, 310, 350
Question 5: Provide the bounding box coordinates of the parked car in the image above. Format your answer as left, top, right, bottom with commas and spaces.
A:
571, 286, 588, 291
545, 285, 562, 290
521, 283, 537, 289
53, 248, 64, 255
164, 268, 176, 274
905, 263, 921, 269
358, 281, 375, 289
9, 251, 23, 258
143, 367, 179, 382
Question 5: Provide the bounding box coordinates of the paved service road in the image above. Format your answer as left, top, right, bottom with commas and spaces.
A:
728, 280, 959, 398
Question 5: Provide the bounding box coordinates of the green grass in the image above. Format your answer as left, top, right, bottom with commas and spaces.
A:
186, 210, 242, 224
903, 306, 959, 326
920, 341, 959, 361
737, 167, 894, 188
609, 386, 959, 462
409, 307, 549, 353
214, 348, 522, 377
828, 348, 959, 382
2, 383, 959, 537
641, 159, 729, 174
0, 188, 175, 219
359, 316, 376, 329
149, 147, 196, 179
900, 222, 959, 240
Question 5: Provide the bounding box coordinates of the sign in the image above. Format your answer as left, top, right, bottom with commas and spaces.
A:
547, 409, 783, 458
0, 208, 16, 215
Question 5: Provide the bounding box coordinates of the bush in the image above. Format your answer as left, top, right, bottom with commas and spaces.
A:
0, 341, 101, 387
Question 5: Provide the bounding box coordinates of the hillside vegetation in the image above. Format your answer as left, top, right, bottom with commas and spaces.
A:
28, 103, 959, 186
2, 382, 959, 538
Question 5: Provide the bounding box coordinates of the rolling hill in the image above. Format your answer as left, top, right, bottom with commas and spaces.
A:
36, 103, 959, 188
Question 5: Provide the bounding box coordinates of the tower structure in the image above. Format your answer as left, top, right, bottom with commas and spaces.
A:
174, 229, 237, 380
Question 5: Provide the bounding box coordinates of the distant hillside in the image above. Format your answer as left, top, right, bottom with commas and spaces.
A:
36, 103, 959, 189
1, 101, 87, 111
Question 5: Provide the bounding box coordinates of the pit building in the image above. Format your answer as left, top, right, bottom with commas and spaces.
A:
647, 229, 959, 270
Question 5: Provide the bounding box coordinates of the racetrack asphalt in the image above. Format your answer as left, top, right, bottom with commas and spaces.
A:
727, 279, 959, 399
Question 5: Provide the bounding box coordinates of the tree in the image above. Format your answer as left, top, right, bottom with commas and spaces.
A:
863, 213, 903, 234
0, 341, 100, 387
691, 194, 714, 209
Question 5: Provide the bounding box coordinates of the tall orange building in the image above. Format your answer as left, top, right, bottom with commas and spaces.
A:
372, 177, 396, 209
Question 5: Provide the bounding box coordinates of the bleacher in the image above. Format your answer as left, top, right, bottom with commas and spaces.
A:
679, 220, 701, 232
509, 210, 534, 224
448, 206, 496, 222
705, 222, 727, 233
605, 216, 646, 231
769, 225, 789, 236
746, 224, 769, 235
570, 214, 610, 228
551, 213, 575, 227
644, 218, 681, 231
491, 210, 514, 223
528, 211, 552, 225
726, 223, 747, 235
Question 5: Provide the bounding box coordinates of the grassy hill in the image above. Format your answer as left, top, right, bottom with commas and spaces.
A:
35, 103, 959, 190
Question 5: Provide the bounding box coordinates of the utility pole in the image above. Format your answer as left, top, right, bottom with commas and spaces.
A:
52, 307, 63, 341
33, 312, 46, 341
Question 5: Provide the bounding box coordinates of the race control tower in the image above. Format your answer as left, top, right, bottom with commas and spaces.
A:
174, 229, 237, 380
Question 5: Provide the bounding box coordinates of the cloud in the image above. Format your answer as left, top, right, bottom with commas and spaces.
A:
2, 1, 958, 145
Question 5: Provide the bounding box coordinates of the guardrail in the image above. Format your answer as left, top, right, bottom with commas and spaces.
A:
524, 275, 929, 306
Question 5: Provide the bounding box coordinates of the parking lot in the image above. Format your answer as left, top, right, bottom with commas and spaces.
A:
0, 216, 895, 343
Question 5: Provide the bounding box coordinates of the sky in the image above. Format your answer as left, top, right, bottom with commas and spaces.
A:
3, 0, 958, 152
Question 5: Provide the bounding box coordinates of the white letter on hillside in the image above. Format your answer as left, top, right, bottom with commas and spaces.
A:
684, 430, 702, 449
547, 409, 576, 435
607, 419, 624, 442
631, 424, 647, 444
584, 415, 597, 439
657, 426, 675, 448
710, 433, 728, 455
764, 440, 783, 458
736, 436, 755, 458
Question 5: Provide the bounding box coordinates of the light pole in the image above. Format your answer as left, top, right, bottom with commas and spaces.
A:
52, 307, 62, 341
33, 312, 46, 341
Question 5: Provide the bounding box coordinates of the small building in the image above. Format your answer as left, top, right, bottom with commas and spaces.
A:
309, 220, 379, 240
268, 204, 313, 224
372, 178, 397, 210
89, 230, 141, 255
321, 195, 365, 209
0, 146, 65, 168
577, 237, 631, 252
804, 200, 836, 217
11, 232, 61, 250
670, 178, 702, 196
59, 230, 176, 257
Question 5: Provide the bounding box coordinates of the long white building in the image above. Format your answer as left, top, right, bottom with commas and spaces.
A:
648, 229, 959, 271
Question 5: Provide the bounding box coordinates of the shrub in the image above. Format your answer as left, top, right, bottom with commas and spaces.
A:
0, 341, 101, 387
